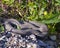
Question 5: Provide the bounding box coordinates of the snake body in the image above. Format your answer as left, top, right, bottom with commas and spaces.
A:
2, 18, 48, 37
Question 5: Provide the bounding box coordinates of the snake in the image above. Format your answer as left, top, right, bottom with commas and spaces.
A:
1, 18, 48, 37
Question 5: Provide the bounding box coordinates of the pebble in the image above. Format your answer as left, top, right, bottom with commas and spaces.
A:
50, 35, 56, 41
29, 34, 36, 41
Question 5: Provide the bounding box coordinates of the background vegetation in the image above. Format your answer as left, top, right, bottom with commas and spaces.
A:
0, 0, 60, 34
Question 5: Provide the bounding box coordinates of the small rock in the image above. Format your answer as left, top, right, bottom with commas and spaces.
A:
29, 34, 36, 41
50, 35, 56, 41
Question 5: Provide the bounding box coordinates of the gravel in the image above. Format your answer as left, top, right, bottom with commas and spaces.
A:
0, 32, 57, 48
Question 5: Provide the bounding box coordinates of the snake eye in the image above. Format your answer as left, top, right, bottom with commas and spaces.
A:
10, 23, 17, 29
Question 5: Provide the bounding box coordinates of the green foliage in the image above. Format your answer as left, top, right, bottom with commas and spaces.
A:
2, 0, 14, 5
0, 8, 3, 12
0, 0, 60, 34
41, 12, 60, 24
0, 24, 4, 33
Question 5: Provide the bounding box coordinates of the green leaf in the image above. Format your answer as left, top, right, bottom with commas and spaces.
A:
41, 16, 60, 24
0, 8, 3, 12
0, 25, 4, 33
